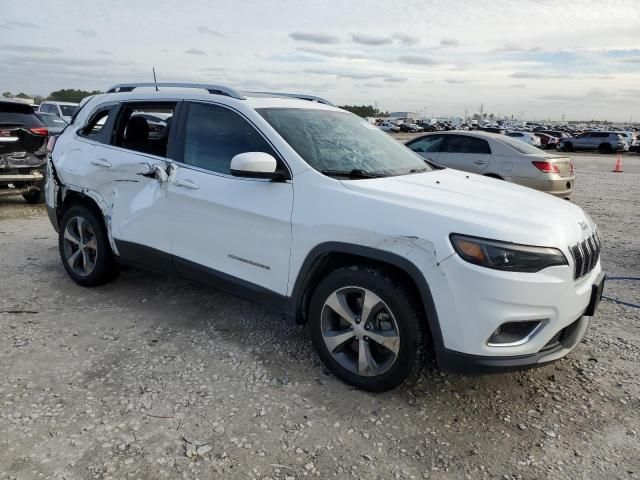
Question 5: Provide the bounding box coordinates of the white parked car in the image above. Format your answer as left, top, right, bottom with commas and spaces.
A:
506, 131, 542, 147
38, 101, 79, 122
45, 82, 604, 391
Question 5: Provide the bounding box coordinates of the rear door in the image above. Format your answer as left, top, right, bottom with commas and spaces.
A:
93, 101, 178, 266
437, 134, 492, 173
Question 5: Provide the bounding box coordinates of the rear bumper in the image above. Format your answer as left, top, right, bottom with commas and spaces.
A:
438, 315, 589, 374
517, 175, 575, 197
0, 169, 45, 196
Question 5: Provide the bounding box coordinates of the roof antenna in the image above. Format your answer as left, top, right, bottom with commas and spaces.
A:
152, 67, 159, 91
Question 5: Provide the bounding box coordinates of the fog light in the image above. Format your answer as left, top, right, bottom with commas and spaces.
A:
487, 320, 545, 347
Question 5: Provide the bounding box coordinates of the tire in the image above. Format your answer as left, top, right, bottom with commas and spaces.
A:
22, 189, 45, 204
599, 143, 612, 154
58, 205, 119, 287
308, 265, 424, 392
562, 142, 573, 152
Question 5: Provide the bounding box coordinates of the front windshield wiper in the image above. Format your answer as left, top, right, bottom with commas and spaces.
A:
321, 169, 385, 179
409, 167, 429, 173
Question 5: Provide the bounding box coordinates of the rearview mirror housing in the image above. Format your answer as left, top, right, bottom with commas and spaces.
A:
230, 152, 279, 179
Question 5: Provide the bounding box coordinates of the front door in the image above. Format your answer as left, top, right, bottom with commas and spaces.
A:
166, 101, 293, 298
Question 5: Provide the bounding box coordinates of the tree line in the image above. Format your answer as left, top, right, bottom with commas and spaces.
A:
2, 89, 103, 104
338, 105, 388, 118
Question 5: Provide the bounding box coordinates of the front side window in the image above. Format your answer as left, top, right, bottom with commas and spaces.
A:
442, 135, 491, 154
183, 102, 276, 174
258, 108, 431, 177
407, 135, 444, 153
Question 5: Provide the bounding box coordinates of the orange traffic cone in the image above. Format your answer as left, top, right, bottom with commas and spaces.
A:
612, 154, 623, 173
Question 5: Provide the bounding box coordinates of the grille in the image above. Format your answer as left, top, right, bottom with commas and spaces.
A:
569, 229, 601, 280
540, 318, 581, 352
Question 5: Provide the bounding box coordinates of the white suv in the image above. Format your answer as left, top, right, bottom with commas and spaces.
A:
45, 83, 605, 391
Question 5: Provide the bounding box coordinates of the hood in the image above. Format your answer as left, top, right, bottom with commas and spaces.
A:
341, 168, 592, 249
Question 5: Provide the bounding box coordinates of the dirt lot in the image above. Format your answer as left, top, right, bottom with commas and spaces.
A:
1, 153, 639, 480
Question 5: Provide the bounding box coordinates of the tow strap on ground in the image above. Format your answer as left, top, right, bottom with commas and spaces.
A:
602, 275, 640, 309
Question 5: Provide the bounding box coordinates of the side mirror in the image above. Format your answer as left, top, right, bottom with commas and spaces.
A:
230, 152, 279, 179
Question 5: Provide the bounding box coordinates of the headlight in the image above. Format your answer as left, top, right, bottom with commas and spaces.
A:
450, 234, 568, 272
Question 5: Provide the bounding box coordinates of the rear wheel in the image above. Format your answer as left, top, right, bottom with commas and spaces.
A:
308, 266, 424, 392
599, 143, 612, 154
562, 142, 573, 152
58, 205, 119, 286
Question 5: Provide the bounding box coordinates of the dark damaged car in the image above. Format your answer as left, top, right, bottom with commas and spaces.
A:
0, 99, 50, 203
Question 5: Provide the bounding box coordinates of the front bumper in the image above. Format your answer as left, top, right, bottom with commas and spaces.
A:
429, 251, 602, 368
437, 315, 590, 374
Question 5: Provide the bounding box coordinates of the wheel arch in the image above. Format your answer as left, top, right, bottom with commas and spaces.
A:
57, 188, 118, 254
288, 242, 445, 352
483, 173, 503, 180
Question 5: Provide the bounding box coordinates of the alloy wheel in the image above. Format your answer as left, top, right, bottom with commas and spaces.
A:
62, 216, 98, 276
320, 286, 400, 377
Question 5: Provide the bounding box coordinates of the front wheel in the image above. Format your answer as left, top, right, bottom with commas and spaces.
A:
599, 143, 612, 154
22, 189, 45, 204
308, 266, 424, 392
58, 205, 119, 286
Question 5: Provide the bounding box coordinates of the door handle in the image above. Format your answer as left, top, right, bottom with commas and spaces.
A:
473, 160, 487, 165
173, 178, 200, 190
90, 158, 112, 168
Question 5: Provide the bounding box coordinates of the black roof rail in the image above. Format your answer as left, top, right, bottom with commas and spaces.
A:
245, 91, 335, 106
105, 83, 245, 100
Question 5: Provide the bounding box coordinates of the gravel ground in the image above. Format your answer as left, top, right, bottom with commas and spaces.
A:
1, 153, 639, 480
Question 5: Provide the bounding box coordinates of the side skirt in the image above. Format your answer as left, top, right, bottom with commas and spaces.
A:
114, 240, 288, 315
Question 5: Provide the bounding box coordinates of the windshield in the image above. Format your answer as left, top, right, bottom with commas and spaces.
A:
499, 135, 545, 154
257, 108, 432, 176
59, 105, 77, 117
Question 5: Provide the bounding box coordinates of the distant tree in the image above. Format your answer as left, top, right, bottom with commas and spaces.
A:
2, 91, 11, 98
47, 88, 103, 103
33, 95, 45, 105
15, 92, 30, 99
338, 105, 385, 118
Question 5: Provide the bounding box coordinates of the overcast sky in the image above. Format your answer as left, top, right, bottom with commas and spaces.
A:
1, 0, 639, 121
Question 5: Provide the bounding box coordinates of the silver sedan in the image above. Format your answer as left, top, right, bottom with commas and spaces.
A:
405, 131, 575, 198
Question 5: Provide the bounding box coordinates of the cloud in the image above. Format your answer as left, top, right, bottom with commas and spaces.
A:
186, 48, 206, 55
0, 44, 63, 54
1, 19, 37, 29
197, 26, 224, 37
440, 38, 460, 47
76, 29, 97, 38
351, 33, 392, 46
392, 33, 419, 46
509, 84, 527, 88
304, 68, 401, 82
445, 78, 465, 84
269, 54, 324, 63
297, 47, 372, 61
384, 76, 408, 83
96, 50, 113, 56
620, 57, 640, 63
397, 55, 439, 65
510, 71, 567, 79
289, 32, 340, 44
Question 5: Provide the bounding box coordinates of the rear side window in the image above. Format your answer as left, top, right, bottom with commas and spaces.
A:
407, 135, 444, 153
0, 102, 44, 127
443, 135, 491, 154
182, 102, 276, 174
112, 102, 176, 157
